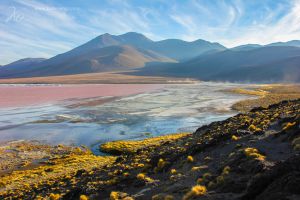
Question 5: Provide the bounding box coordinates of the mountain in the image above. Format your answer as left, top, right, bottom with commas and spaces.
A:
1, 33, 300, 83
0, 58, 46, 77
69, 32, 153, 56
135, 46, 300, 83
0, 45, 175, 78
0, 32, 226, 78
58, 32, 225, 62
149, 39, 225, 61
231, 44, 263, 51
1, 58, 45, 69
231, 40, 300, 51
209, 55, 300, 82
267, 40, 300, 48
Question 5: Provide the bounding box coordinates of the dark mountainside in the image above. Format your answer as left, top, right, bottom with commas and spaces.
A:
0, 58, 46, 75
1, 99, 299, 199
134, 46, 300, 83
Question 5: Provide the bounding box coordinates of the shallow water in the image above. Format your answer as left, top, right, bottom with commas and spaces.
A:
0, 82, 253, 154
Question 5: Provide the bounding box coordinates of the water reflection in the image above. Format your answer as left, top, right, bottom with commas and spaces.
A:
0, 82, 253, 153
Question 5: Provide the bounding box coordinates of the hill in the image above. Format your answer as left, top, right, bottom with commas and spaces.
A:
14, 45, 174, 77
267, 40, 300, 47
0, 32, 225, 78
1, 33, 300, 83
230, 44, 263, 51
135, 46, 300, 83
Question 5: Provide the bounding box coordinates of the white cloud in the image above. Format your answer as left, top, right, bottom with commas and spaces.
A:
1, 0, 300, 64
0, 0, 162, 64
168, 0, 300, 47
221, 0, 300, 47
0, 0, 102, 64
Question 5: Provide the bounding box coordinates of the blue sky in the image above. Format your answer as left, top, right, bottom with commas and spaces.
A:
0, 0, 300, 65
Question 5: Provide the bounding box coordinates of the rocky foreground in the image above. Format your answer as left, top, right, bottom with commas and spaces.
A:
1, 99, 300, 200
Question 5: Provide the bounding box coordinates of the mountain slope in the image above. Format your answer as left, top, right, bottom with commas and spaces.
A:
0, 45, 175, 78
231, 44, 262, 51
45, 32, 225, 65
0, 58, 46, 78
134, 46, 300, 82
267, 40, 300, 47
69, 32, 153, 57
1, 33, 300, 82
149, 39, 226, 61
2, 99, 299, 199
0, 32, 227, 78
211, 55, 300, 82
1, 58, 45, 70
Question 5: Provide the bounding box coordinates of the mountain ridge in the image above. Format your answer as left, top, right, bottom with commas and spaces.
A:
1, 32, 300, 82
132, 46, 300, 83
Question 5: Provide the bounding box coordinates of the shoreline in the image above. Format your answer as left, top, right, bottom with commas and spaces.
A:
226, 84, 300, 112
1, 98, 299, 199
0, 71, 199, 85
1, 84, 300, 198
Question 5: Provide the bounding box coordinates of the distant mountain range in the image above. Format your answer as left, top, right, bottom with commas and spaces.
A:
1, 32, 300, 82
136, 46, 300, 82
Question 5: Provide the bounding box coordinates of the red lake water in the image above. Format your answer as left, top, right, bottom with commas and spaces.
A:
0, 84, 163, 108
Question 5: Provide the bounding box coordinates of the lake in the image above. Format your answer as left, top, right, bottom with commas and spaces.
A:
0, 82, 253, 154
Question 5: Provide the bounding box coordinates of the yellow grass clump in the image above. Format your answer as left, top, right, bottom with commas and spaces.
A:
229, 88, 267, 96
100, 133, 190, 154
248, 124, 262, 133
110, 191, 119, 200
282, 122, 296, 131
170, 169, 177, 174
0, 145, 116, 198
230, 85, 300, 112
49, 193, 61, 200
80, 195, 89, 200
231, 135, 239, 141
110, 191, 134, 200
136, 173, 154, 183
183, 185, 207, 200
244, 148, 265, 161
187, 155, 194, 162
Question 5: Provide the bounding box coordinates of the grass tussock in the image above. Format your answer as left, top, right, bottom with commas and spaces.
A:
183, 185, 207, 200
187, 155, 194, 162
244, 147, 265, 161
0, 143, 116, 198
100, 133, 190, 154
282, 122, 296, 131
80, 195, 89, 200
230, 84, 300, 112
136, 173, 155, 183
228, 88, 268, 96
110, 191, 133, 200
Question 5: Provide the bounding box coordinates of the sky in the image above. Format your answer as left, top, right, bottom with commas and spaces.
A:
0, 0, 300, 65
